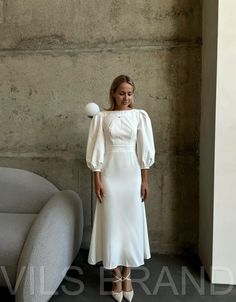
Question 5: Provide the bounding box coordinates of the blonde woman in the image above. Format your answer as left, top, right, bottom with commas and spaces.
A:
86, 75, 155, 301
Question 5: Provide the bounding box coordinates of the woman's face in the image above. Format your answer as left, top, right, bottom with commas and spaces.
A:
112, 82, 134, 110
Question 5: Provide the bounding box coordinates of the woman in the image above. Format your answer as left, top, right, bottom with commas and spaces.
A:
86, 75, 155, 302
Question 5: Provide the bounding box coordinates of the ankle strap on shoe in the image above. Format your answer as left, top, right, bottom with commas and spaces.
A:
122, 272, 131, 281
112, 274, 122, 282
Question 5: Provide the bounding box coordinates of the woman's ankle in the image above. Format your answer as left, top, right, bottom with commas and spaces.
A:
122, 267, 131, 277
112, 267, 122, 277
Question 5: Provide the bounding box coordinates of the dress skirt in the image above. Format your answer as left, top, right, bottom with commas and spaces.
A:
88, 145, 151, 269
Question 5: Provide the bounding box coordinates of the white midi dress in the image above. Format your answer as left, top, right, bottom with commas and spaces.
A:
86, 108, 155, 269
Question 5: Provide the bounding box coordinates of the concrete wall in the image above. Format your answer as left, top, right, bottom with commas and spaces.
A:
0, 0, 201, 253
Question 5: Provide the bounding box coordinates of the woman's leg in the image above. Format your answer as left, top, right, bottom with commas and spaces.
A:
112, 266, 122, 293
122, 266, 133, 292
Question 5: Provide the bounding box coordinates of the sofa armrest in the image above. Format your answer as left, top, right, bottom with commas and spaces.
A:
15, 190, 83, 302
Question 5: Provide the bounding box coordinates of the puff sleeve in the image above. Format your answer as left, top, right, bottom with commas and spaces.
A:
136, 110, 155, 169
86, 112, 105, 172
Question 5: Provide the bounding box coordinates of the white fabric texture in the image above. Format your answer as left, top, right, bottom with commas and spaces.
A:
86, 109, 155, 269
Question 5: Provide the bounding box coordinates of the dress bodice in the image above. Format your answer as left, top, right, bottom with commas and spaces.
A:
102, 109, 138, 147
86, 108, 155, 171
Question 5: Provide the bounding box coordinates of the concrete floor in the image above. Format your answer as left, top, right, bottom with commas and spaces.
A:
1, 249, 236, 301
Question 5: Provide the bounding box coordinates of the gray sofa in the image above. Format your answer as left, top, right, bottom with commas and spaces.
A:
0, 167, 83, 302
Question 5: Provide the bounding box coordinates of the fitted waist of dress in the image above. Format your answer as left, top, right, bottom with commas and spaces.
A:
106, 144, 136, 152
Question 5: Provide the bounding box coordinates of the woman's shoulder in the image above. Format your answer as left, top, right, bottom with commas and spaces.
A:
93, 111, 104, 118
134, 108, 150, 119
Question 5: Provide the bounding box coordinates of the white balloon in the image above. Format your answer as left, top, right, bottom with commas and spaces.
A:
85, 102, 100, 118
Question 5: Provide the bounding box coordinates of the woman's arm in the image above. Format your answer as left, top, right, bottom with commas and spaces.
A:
141, 169, 149, 201
93, 171, 105, 203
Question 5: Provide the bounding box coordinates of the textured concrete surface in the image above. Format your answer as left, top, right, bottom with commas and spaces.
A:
0, 0, 201, 49
0, 48, 200, 154
0, 0, 201, 254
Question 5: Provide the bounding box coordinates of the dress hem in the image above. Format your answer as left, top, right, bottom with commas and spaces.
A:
88, 256, 151, 270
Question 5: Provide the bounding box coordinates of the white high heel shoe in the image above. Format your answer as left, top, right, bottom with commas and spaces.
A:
111, 274, 123, 302
122, 272, 134, 302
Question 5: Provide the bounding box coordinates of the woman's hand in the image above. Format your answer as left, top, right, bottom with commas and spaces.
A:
94, 172, 105, 203
141, 169, 149, 202
141, 180, 149, 201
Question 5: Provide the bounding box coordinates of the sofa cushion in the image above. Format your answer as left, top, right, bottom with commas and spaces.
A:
0, 213, 37, 287
0, 167, 58, 213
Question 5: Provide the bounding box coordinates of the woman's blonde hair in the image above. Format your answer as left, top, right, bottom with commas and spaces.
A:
108, 75, 135, 110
